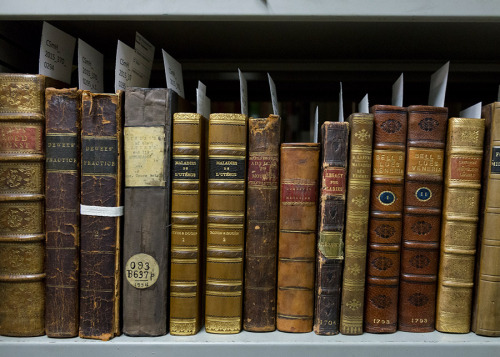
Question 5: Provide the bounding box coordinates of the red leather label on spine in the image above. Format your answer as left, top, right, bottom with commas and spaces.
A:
450, 156, 482, 181
281, 182, 317, 203
0, 125, 41, 153
248, 156, 279, 185
322, 167, 346, 195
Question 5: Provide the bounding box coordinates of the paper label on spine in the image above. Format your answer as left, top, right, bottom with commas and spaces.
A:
162, 49, 185, 98
39, 22, 76, 84
78, 39, 103, 92
125, 253, 160, 289
115, 40, 134, 91
124, 127, 165, 187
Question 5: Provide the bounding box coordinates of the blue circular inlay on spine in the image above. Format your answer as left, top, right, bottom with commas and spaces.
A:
415, 187, 432, 202
378, 191, 396, 205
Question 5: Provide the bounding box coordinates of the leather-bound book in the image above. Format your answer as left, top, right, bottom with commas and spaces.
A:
170, 112, 206, 335
364, 105, 407, 333
339, 113, 374, 335
45, 88, 81, 337
244, 114, 281, 332
436, 117, 484, 333
79, 91, 123, 341
399, 105, 448, 332
472, 103, 500, 336
314, 122, 349, 335
205, 113, 247, 334
122, 88, 191, 336
277, 143, 320, 333
0, 74, 62, 336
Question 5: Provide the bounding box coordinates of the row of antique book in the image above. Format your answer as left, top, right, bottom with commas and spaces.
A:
0, 74, 499, 340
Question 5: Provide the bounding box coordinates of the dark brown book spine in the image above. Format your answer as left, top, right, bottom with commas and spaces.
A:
79, 91, 123, 341
365, 105, 407, 333
45, 88, 81, 337
122, 88, 176, 336
314, 122, 349, 335
277, 143, 320, 333
399, 105, 448, 332
244, 115, 281, 332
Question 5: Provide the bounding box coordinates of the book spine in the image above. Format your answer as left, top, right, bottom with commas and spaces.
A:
45, 88, 81, 337
244, 115, 281, 332
122, 88, 170, 336
314, 122, 349, 335
79, 91, 123, 341
0, 74, 46, 336
277, 143, 320, 333
436, 117, 484, 333
472, 103, 500, 336
398, 105, 448, 332
364, 105, 407, 333
339, 113, 374, 335
170, 112, 206, 336
205, 113, 247, 334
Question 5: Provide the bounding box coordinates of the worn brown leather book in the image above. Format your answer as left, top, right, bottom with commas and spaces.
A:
79, 91, 123, 341
244, 114, 281, 332
205, 113, 247, 334
314, 122, 349, 335
399, 105, 448, 332
170, 111, 206, 336
339, 113, 374, 335
472, 103, 500, 336
436, 117, 484, 333
364, 105, 407, 333
0, 74, 62, 336
277, 143, 320, 333
122, 88, 191, 336
45, 88, 81, 337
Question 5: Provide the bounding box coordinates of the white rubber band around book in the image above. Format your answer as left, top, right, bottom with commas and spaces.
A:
80, 204, 124, 217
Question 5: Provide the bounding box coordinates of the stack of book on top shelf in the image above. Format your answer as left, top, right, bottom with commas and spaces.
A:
0, 73, 499, 340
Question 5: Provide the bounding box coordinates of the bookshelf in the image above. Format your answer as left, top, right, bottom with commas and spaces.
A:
1, 0, 500, 354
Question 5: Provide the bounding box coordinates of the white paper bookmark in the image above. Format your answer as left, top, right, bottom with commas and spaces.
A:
460, 102, 482, 119
239, 69, 248, 117
162, 49, 185, 98
428, 62, 450, 107
359, 94, 369, 114
392, 73, 404, 107
115, 40, 135, 92
78, 39, 103, 93
39, 22, 76, 84
268, 73, 279, 116
196, 81, 211, 119
338, 83, 344, 122
313, 106, 319, 143
133, 32, 155, 88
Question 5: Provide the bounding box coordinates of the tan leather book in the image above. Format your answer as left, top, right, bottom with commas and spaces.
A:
45, 88, 81, 337
398, 105, 448, 333
436, 117, 484, 333
205, 113, 247, 334
364, 105, 407, 333
0, 74, 62, 336
170, 112, 206, 335
244, 115, 281, 332
277, 143, 320, 333
472, 102, 500, 336
79, 91, 123, 341
339, 113, 374, 335
314, 121, 349, 335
